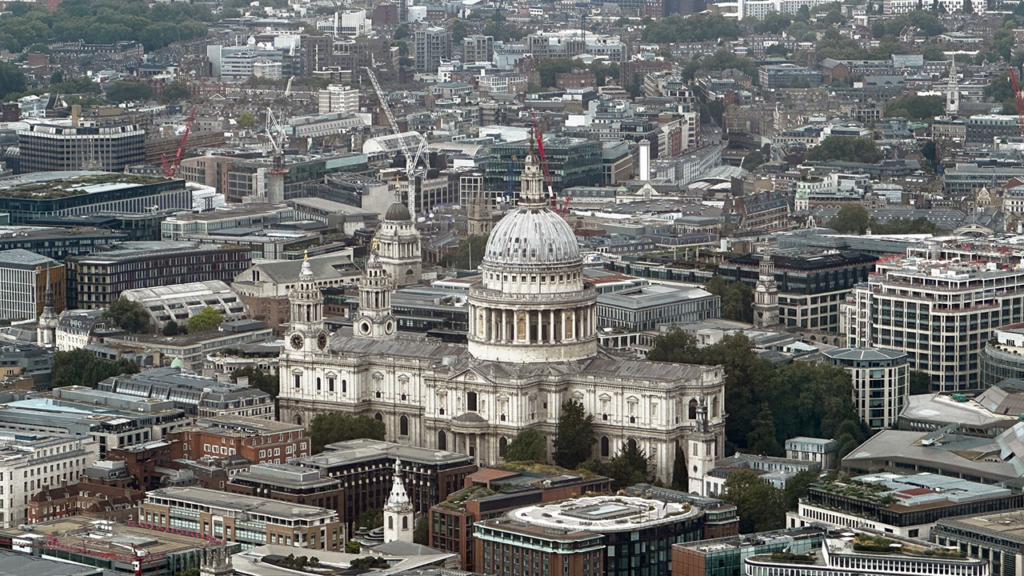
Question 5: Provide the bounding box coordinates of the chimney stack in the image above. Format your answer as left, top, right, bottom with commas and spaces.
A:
70, 104, 81, 128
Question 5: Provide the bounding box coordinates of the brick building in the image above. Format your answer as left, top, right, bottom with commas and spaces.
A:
27, 460, 145, 524
168, 416, 308, 465
227, 463, 344, 523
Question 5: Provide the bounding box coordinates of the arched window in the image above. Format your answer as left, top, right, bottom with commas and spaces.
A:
388, 517, 394, 530
316, 377, 321, 392
375, 412, 383, 421
499, 437, 507, 458
600, 436, 609, 457
467, 391, 478, 412
400, 415, 409, 436
342, 379, 347, 393
402, 517, 408, 530
294, 414, 303, 426
688, 399, 698, 420
627, 438, 638, 452
712, 396, 719, 418
438, 430, 447, 451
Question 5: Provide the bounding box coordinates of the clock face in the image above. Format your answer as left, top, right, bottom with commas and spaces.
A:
290, 333, 304, 350
317, 332, 328, 350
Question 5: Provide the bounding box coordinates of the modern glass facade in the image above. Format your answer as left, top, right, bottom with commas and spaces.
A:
485, 137, 603, 195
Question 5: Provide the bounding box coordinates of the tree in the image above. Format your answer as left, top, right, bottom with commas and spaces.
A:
806, 135, 882, 164
747, 403, 782, 456
345, 540, 361, 553
909, 369, 932, 394
356, 508, 383, 529
537, 57, 576, 88
414, 515, 429, 545
553, 399, 596, 470
672, 442, 687, 490
393, 24, 410, 39
439, 235, 489, 269
784, 469, 819, 510
704, 276, 754, 323
505, 428, 547, 463
962, 0, 973, 14
52, 349, 139, 388
642, 14, 741, 43
236, 111, 256, 129
187, 306, 224, 333
309, 413, 385, 453
606, 441, 652, 488
105, 81, 153, 104
985, 73, 1014, 103
765, 43, 789, 57
451, 18, 467, 42
104, 297, 151, 334
174, 569, 201, 576
49, 70, 63, 84
722, 469, 787, 533
163, 320, 180, 336
0, 61, 25, 98
160, 80, 192, 103
741, 150, 765, 171
869, 216, 938, 234
826, 204, 871, 235
884, 95, 944, 120
231, 366, 279, 398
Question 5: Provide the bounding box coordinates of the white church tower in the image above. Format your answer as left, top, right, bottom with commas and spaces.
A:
687, 398, 718, 496
753, 250, 779, 328
383, 459, 414, 543
946, 56, 960, 115
37, 267, 58, 349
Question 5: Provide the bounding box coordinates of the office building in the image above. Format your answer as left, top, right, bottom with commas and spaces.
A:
291, 438, 477, 535
671, 527, 825, 576
65, 241, 251, 309
790, 472, 1023, 539
0, 250, 63, 321
966, 115, 1020, 145
476, 495, 708, 576
980, 327, 1024, 388
485, 137, 603, 195
0, 385, 190, 457
702, 453, 821, 496
168, 417, 308, 464
0, 517, 237, 576
786, 437, 838, 469
100, 320, 273, 370
757, 64, 823, 89
597, 285, 720, 332
843, 251, 1024, 391
719, 250, 876, 334
414, 27, 451, 73
98, 367, 275, 419
934, 510, 1024, 576
0, 433, 100, 527
121, 280, 248, 329
16, 121, 144, 174
0, 172, 191, 224
227, 463, 343, 521
823, 347, 909, 429
745, 529, 986, 576
27, 460, 145, 524
141, 486, 343, 551
0, 226, 126, 260
430, 466, 612, 571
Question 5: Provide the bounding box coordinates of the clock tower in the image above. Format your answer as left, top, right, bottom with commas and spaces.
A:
286, 252, 328, 354
354, 250, 397, 339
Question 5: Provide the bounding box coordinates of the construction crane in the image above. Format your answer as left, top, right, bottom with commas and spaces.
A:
161, 105, 196, 178
1010, 67, 1024, 140
529, 110, 555, 205
264, 108, 288, 204
363, 66, 429, 215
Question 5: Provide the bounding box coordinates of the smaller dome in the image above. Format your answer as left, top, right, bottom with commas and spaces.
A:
170, 357, 184, 368
385, 202, 412, 222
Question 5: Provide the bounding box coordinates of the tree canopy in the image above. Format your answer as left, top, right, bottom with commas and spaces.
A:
52, 348, 139, 388
826, 204, 870, 235
439, 235, 488, 270
0, 61, 25, 98
231, 366, 279, 398
806, 136, 882, 164
160, 81, 192, 103
505, 428, 547, 463
704, 276, 754, 323
553, 399, 596, 470
236, 111, 257, 129
105, 81, 153, 104
682, 50, 756, 82
869, 216, 938, 234
884, 95, 944, 120
187, 306, 224, 333
104, 297, 151, 334
309, 413, 385, 453
642, 14, 741, 43
723, 469, 787, 533
0, 0, 211, 53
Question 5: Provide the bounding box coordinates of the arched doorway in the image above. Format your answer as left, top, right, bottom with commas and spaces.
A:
438, 430, 447, 451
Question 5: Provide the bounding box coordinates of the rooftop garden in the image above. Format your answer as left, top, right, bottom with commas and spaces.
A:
770, 551, 817, 564
813, 478, 897, 507
851, 534, 967, 558
0, 173, 166, 199
436, 484, 496, 511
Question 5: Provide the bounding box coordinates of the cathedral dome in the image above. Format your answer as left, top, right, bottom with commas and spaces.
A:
385, 202, 412, 222
483, 205, 580, 269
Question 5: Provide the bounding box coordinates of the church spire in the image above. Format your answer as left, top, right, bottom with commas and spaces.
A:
383, 459, 414, 543
519, 130, 547, 208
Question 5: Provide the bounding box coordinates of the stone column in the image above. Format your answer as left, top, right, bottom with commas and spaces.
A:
501, 310, 507, 343
525, 310, 532, 344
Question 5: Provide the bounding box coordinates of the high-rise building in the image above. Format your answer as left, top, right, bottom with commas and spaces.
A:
485, 137, 603, 195
461, 35, 494, 63
0, 249, 64, 321
823, 348, 908, 429
16, 121, 144, 174
318, 85, 360, 115
843, 248, 1024, 391
414, 27, 451, 73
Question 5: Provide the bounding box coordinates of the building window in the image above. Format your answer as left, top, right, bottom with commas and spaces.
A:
328, 377, 335, 392
499, 436, 507, 458
688, 399, 697, 420
375, 412, 383, 422
400, 415, 409, 436
467, 391, 478, 412
294, 374, 301, 388
316, 377, 321, 392
402, 517, 408, 530
438, 430, 447, 451
600, 436, 609, 457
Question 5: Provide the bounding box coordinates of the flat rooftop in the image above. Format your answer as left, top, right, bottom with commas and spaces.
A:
147, 486, 337, 520
598, 284, 713, 309
0, 516, 225, 557
508, 495, 698, 532
0, 172, 170, 199
936, 510, 1024, 543
296, 438, 474, 468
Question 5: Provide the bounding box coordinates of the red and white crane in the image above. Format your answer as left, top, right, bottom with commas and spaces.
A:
1010, 67, 1024, 140
161, 105, 196, 178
